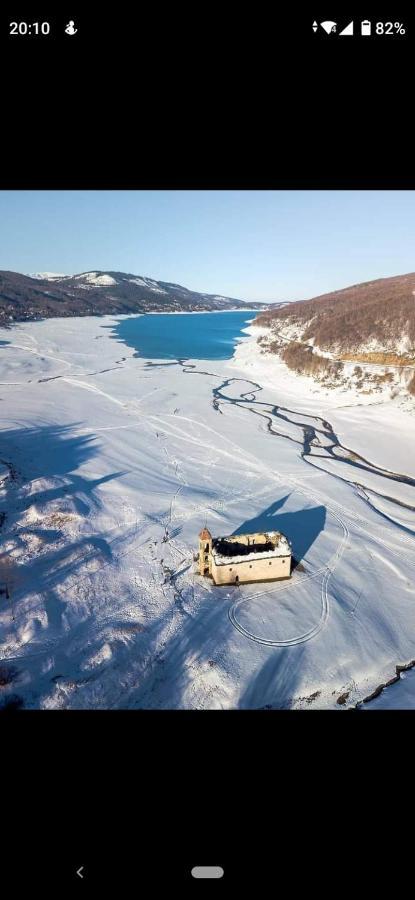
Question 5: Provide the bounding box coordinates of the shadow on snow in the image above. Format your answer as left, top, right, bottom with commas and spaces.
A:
0, 422, 127, 706
231, 495, 326, 566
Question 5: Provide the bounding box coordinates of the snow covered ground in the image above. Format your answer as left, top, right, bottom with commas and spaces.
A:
1, 315, 415, 709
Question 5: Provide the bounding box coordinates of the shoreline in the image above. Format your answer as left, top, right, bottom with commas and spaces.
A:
228, 322, 415, 411
1, 307, 262, 331
140, 308, 261, 315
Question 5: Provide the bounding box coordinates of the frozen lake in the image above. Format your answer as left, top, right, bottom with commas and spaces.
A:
110, 311, 259, 360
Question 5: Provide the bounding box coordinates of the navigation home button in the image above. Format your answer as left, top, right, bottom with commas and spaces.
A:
191, 866, 224, 879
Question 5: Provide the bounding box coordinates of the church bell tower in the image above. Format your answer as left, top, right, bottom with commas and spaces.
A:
198, 528, 212, 577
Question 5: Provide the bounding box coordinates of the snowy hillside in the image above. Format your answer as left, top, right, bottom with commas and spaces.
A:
253, 272, 415, 398
28, 272, 68, 281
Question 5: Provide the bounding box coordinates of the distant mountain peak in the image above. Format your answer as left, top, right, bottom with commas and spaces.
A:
28, 272, 69, 280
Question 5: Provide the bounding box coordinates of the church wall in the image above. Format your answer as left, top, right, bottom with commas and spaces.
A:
211, 554, 291, 585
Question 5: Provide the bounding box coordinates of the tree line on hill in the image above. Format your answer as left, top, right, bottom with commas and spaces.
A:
256, 272, 415, 354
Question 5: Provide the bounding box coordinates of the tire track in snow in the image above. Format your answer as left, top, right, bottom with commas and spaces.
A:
60, 376, 128, 408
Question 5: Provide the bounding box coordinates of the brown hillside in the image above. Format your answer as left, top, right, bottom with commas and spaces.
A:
256, 272, 415, 351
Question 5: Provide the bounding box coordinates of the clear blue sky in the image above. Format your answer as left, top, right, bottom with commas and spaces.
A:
1, 190, 414, 302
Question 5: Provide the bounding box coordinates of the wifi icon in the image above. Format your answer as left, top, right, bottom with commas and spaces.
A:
320, 21, 337, 33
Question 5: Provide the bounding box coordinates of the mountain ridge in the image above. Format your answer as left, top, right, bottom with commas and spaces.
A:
0, 270, 270, 326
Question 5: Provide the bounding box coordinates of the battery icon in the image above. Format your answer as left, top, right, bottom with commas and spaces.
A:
361, 20, 371, 35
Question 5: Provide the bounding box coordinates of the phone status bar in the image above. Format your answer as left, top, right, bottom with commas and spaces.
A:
312, 20, 407, 37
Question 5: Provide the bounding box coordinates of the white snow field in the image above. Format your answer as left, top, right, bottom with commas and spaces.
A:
0, 315, 415, 709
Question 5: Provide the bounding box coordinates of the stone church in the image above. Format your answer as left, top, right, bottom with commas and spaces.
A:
198, 527, 292, 586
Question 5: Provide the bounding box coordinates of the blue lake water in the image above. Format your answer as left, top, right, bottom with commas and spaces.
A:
110, 311, 259, 360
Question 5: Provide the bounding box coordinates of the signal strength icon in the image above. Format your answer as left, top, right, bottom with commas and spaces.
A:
339, 21, 354, 36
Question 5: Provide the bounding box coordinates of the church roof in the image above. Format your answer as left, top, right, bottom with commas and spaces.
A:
199, 528, 212, 540
211, 531, 291, 565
